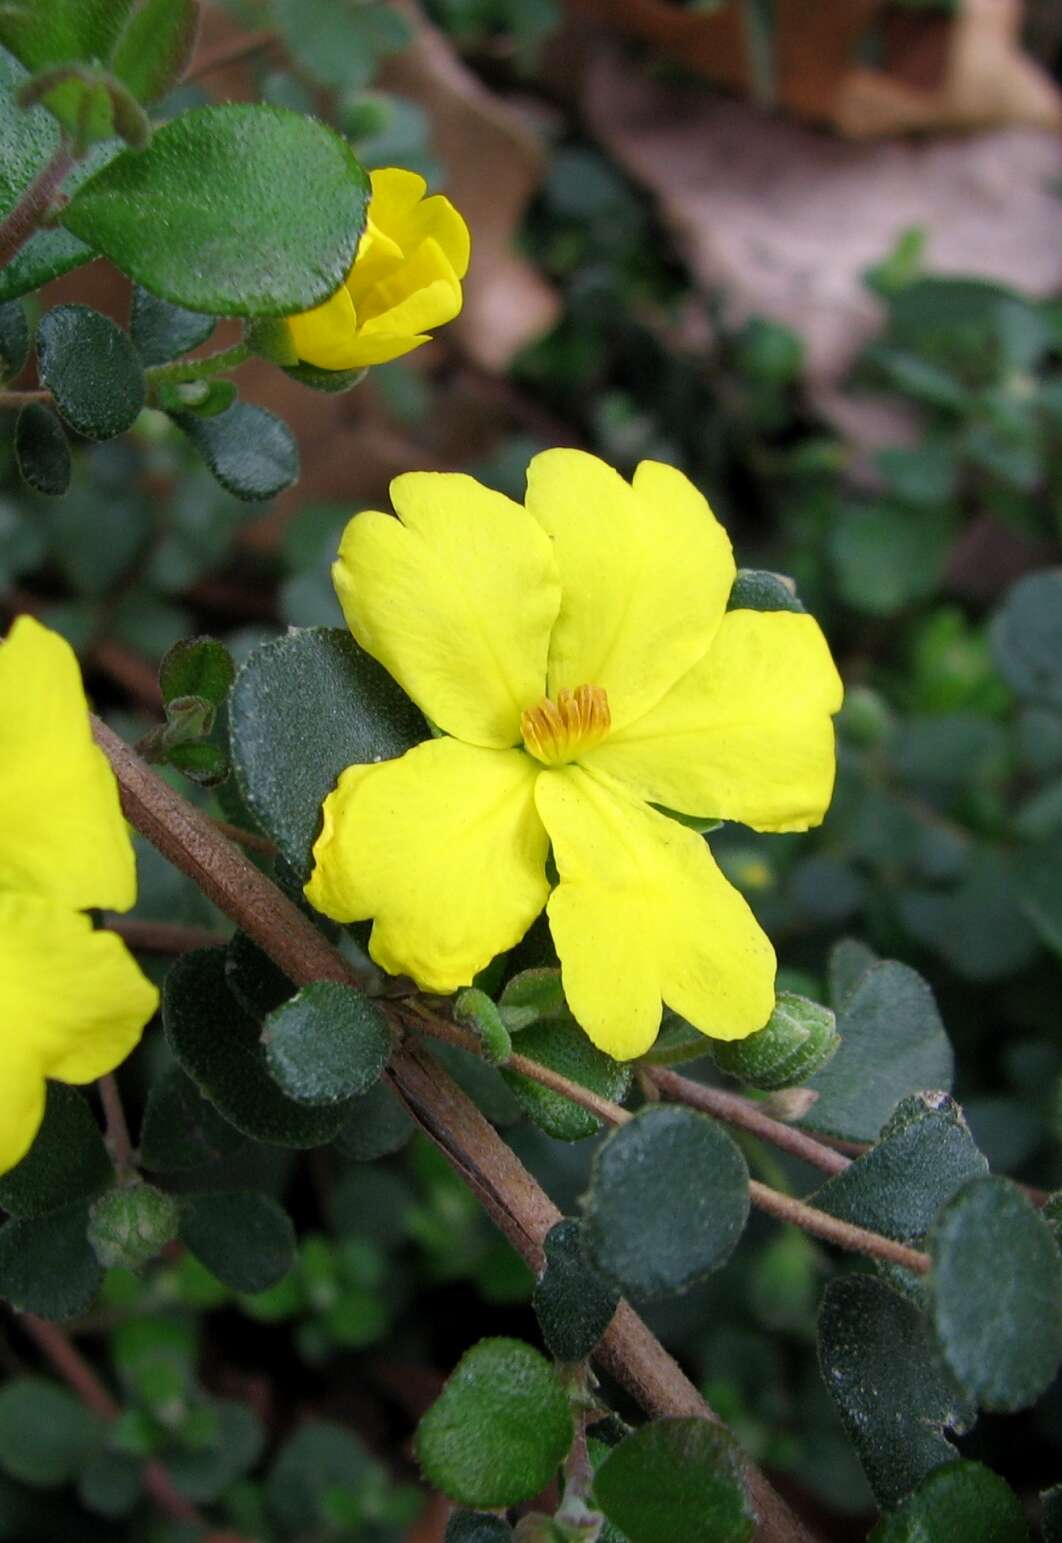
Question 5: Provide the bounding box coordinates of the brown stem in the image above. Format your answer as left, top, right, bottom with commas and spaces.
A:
0, 145, 75, 272
105, 918, 227, 954
18, 1316, 210, 1528
91, 717, 819, 1543
97, 1073, 135, 1177
747, 1182, 927, 1273
650, 1068, 850, 1178
211, 816, 278, 856
0, 388, 50, 409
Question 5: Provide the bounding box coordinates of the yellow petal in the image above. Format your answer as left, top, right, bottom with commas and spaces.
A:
525, 453, 736, 732
344, 216, 406, 306
305, 739, 549, 994
0, 615, 136, 911
286, 281, 360, 370
0, 892, 157, 1094
333, 472, 560, 747
586, 610, 843, 832
358, 240, 462, 333
367, 167, 429, 229
0, 1045, 46, 1176
535, 767, 775, 1059
368, 168, 471, 278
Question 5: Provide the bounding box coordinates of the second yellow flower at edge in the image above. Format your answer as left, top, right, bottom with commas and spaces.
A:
284, 167, 470, 371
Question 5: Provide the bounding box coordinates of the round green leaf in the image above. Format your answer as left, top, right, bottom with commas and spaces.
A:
501, 1018, 632, 1141
594, 1420, 755, 1543
0, 1084, 112, 1218
333, 1080, 414, 1162
929, 1176, 1062, 1411
0, 298, 28, 380
180, 1190, 296, 1293
870, 1461, 1029, 1543
130, 284, 214, 366
78, 1448, 143, 1520
163, 948, 356, 1147
139, 1066, 246, 1173
264, 981, 391, 1105
0, 1200, 102, 1319
62, 105, 369, 316
159, 634, 234, 707
14, 402, 71, 495
267, 1420, 375, 1531
111, 0, 200, 105
727, 568, 804, 614
0, 1378, 98, 1489
581, 1106, 749, 1300
229, 627, 426, 876
165, 1399, 264, 1503
990, 571, 1062, 709
36, 304, 145, 440
532, 1220, 619, 1363
415, 1338, 573, 1507
170, 402, 297, 501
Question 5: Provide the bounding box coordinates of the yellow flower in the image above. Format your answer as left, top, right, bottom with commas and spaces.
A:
285, 167, 470, 371
305, 452, 843, 1061
0, 616, 158, 1174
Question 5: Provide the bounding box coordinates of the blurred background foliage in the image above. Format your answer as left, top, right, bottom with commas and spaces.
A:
2, 1, 1062, 1538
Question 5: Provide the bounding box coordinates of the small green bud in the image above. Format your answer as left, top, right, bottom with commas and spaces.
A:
710, 992, 839, 1091
88, 1183, 180, 1271
837, 684, 894, 748
499, 968, 567, 1027
454, 988, 512, 1066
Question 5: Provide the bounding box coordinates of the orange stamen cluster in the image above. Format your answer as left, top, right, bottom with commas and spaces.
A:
521, 684, 611, 766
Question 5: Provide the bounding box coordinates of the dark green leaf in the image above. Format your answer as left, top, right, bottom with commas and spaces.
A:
829, 504, 954, 616
0, 298, 27, 379
0, 1200, 101, 1318
282, 358, 366, 392
0, 1378, 97, 1489
594, 1419, 755, 1543
0, 1, 133, 71
165, 738, 228, 786
225, 929, 292, 1019
165, 1399, 264, 1502
267, 1421, 375, 1531
869, 1461, 1029, 1543
333, 1081, 413, 1161
129, 284, 214, 365
111, 0, 199, 103
159, 634, 234, 707
1016, 835, 1062, 957
263, 981, 391, 1104
415, 1337, 573, 1507
171, 401, 297, 500
0, 1084, 112, 1217
229, 626, 425, 877
990, 571, 1062, 709
62, 105, 369, 315
929, 1176, 1062, 1411
827, 938, 879, 1010
1043, 1484, 1062, 1543
180, 1190, 296, 1292
532, 1219, 619, 1363
273, 0, 411, 90
818, 1275, 974, 1508
581, 1107, 749, 1299
163, 947, 356, 1147
727, 568, 804, 614
812, 1093, 987, 1243
78, 1449, 142, 1519
445, 1515, 514, 1543
899, 851, 1039, 983
798, 961, 953, 1143
14, 402, 71, 494
36, 303, 144, 439
139, 1066, 245, 1172
501, 1018, 632, 1141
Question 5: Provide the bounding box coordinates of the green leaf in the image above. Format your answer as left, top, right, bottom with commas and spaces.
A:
869, 1461, 1029, 1543
727, 568, 804, 614
798, 960, 953, 1143
179, 1190, 296, 1292
62, 105, 370, 315
818, 1275, 974, 1509
581, 1107, 749, 1299
333, 1081, 414, 1161
532, 1219, 619, 1363
501, 1018, 632, 1140
229, 626, 425, 877
445, 1516, 514, 1542
898, 850, 1039, 984
267, 1420, 376, 1532
710, 992, 838, 1091
1043, 1484, 1062, 1543
0, 298, 27, 379
990, 571, 1062, 709
0, 1378, 98, 1488
0, 1084, 111, 1217
829, 503, 954, 616
827, 938, 879, 1010
170, 401, 297, 500
594, 1419, 755, 1543
129, 284, 214, 365
163, 947, 357, 1147
36, 303, 145, 439
415, 1337, 573, 1508
811, 1093, 987, 1243
165, 1399, 264, 1503
165, 737, 228, 786
159, 634, 234, 707
139, 1066, 246, 1172
14, 402, 71, 494
929, 1176, 1062, 1411
22, 64, 150, 150
273, 0, 411, 90
263, 981, 391, 1105
225, 928, 293, 1019
1016, 835, 1062, 957
0, 1199, 101, 1318
0, 1, 133, 71
78, 1448, 143, 1519
111, 0, 199, 103
282, 358, 366, 392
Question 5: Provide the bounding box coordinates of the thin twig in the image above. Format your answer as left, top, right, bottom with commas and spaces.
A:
97, 1074, 134, 1178
104, 918, 227, 954
747, 1182, 928, 1274
91, 717, 820, 1543
0, 388, 50, 409
0, 144, 75, 272
211, 816, 278, 857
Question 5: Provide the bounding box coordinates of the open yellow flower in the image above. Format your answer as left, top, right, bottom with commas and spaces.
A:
0, 616, 158, 1174
285, 167, 470, 371
305, 451, 843, 1060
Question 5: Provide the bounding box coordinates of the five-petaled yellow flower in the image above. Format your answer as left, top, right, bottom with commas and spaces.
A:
306, 451, 843, 1061
0, 616, 158, 1175
285, 167, 470, 371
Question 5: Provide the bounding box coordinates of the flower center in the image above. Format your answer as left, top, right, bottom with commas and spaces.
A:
521, 684, 611, 766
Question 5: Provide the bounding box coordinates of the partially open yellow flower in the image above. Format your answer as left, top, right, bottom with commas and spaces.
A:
0, 616, 158, 1174
305, 452, 843, 1061
285, 167, 470, 371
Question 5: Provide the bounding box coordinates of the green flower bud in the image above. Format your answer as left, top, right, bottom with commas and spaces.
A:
88, 1182, 180, 1271
710, 992, 839, 1091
